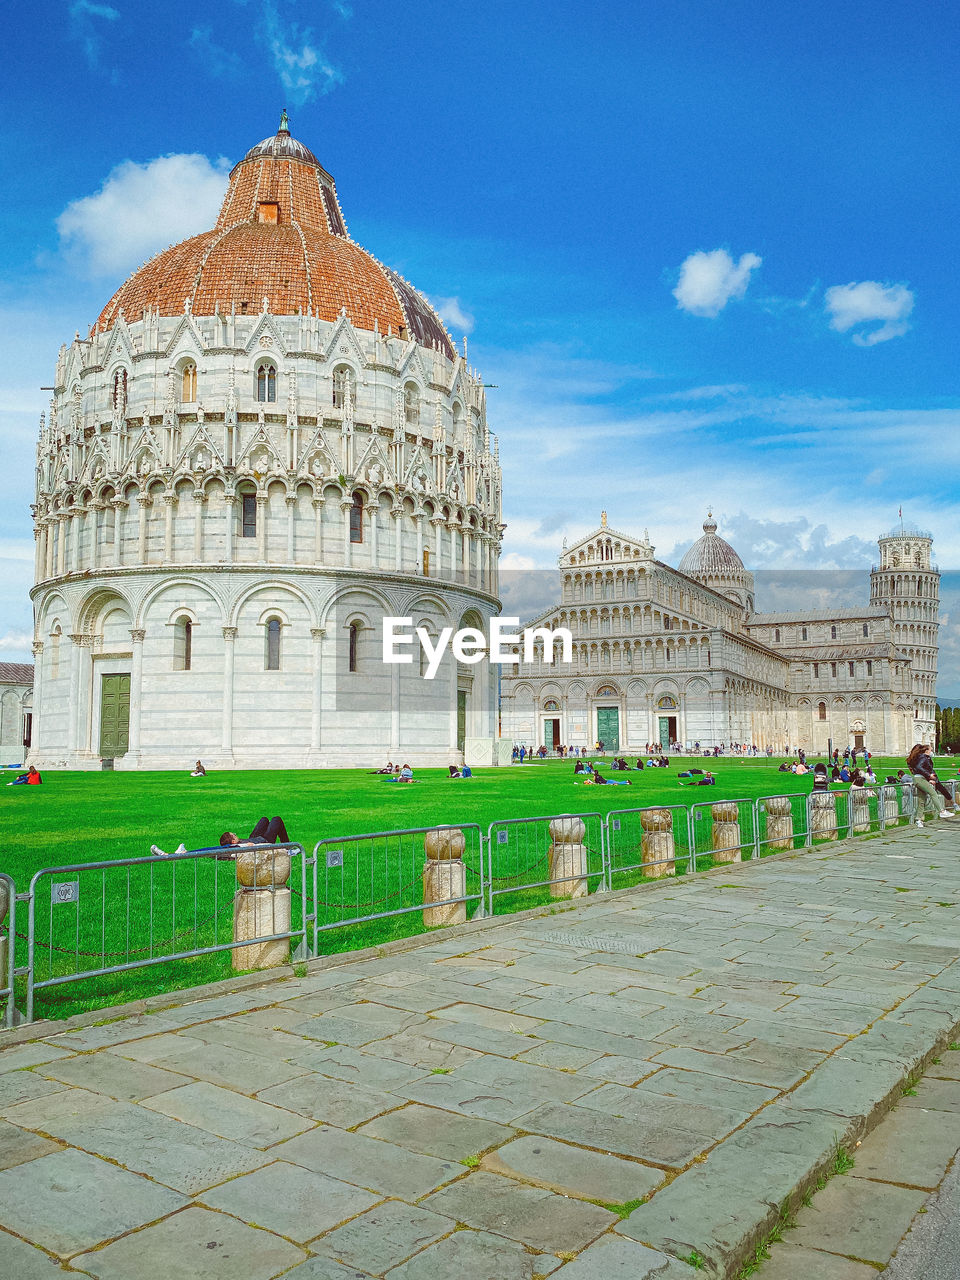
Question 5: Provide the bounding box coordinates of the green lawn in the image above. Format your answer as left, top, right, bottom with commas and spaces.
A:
0, 755, 924, 1022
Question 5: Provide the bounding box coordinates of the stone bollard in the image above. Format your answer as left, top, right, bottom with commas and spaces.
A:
850, 786, 872, 834
232, 847, 292, 970
0, 879, 8, 994
640, 809, 676, 877
423, 828, 468, 927
881, 787, 900, 829
810, 791, 838, 841
548, 817, 589, 898
762, 796, 794, 851
711, 802, 742, 863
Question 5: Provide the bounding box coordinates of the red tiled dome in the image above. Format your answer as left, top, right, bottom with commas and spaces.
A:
94, 120, 455, 358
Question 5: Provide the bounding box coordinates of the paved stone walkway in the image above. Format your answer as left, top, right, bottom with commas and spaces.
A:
756, 1046, 960, 1277
3, 820, 960, 1279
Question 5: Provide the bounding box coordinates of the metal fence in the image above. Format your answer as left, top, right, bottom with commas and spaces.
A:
605, 805, 694, 881
24, 843, 307, 1022
755, 792, 810, 856
1, 873, 15, 1029
312, 824, 485, 953
485, 813, 606, 912
689, 797, 759, 865
3, 780, 952, 1030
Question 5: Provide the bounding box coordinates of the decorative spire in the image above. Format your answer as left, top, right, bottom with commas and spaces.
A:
703, 510, 717, 534
601, 510, 607, 527
278, 108, 290, 135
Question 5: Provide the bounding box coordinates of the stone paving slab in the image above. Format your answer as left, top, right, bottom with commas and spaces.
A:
274, 1123, 460, 1197
0, 1148, 187, 1257
0, 1225, 80, 1279
312, 1199, 455, 1273
142, 1079, 314, 1146
754, 1242, 879, 1279
198, 1159, 381, 1243
4, 822, 960, 1278
71, 1205, 308, 1279
788, 1175, 928, 1262
482, 1134, 664, 1202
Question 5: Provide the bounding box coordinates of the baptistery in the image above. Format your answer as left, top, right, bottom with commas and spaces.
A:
30, 115, 502, 769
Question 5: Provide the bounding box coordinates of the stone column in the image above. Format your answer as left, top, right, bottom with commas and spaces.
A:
163, 493, 175, 562
137, 496, 150, 564
432, 516, 444, 577
310, 627, 324, 752
30, 640, 43, 754
232, 847, 292, 970
881, 785, 900, 828
256, 495, 268, 563
66, 634, 83, 757
548, 816, 589, 898
711, 802, 742, 863
285, 493, 297, 562
640, 808, 675, 877
223, 491, 235, 564
423, 828, 467, 927
340, 497, 353, 567
810, 791, 838, 841
126, 629, 146, 756
221, 627, 237, 754
56, 515, 67, 576
850, 785, 871, 833
392, 504, 404, 572
193, 490, 205, 562
762, 796, 794, 851
112, 500, 126, 567
415, 512, 424, 573
312, 497, 324, 564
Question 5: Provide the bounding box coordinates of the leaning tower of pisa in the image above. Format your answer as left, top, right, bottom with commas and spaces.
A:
870, 522, 939, 745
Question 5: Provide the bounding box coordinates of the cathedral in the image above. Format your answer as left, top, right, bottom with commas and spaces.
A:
28, 116, 502, 769
499, 514, 938, 755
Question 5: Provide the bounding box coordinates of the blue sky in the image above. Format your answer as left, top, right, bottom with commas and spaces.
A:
3, 1, 959, 688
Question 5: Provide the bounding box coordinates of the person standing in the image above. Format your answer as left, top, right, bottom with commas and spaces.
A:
906, 744, 955, 827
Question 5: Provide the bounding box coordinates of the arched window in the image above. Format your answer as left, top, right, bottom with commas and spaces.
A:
333, 365, 354, 409
265, 618, 281, 670
774, 628, 781, 643
256, 364, 277, 403
404, 383, 420, 425
348, 621, 360, 672
818, 701, 827, 720
241, 492, 257, 538
349, 492, 364, 544
830, 625, 837, 639
173, 616, 192, 671
181, 363, 197, 403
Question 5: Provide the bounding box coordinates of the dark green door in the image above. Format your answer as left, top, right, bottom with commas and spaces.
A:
658, 715, 677, 750
596, 706, 619, 752
100, 673, 130, 757
457, 689, 467, 752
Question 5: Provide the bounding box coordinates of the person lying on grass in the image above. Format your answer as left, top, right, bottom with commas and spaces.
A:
150, 815, 291, 858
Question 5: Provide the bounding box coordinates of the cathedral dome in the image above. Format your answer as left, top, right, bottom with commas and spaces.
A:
93, 114, 455, 358
678, 513, 745, 576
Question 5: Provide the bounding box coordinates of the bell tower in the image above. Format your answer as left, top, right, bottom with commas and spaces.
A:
870, 521, 939, 744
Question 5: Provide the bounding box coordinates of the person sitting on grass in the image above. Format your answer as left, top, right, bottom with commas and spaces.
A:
574, 760, 587, 774
678, 768, 704, 778
372, 761, 395, 774
448, 764, 473, 779
394, 763, 415, 783
190, 760, 206, 776
7, 765, 42, 785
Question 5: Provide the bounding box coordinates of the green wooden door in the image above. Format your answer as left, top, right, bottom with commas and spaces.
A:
100, 673, 130, 758
596, 706, 619, 752
457, 689, 467, 753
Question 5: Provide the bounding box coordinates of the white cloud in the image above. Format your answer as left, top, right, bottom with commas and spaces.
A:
431, 296, 475, 334
824, 281, 914, 346
263, 2, 342, 105
673, 249, 762, 318
189, 26, 243, 79
57, 154, 231, 278
69, 0, 119, 67
0, 630, 32, 653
